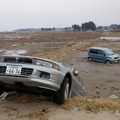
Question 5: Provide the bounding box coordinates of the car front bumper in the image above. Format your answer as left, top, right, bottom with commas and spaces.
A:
0, 74, 60, 92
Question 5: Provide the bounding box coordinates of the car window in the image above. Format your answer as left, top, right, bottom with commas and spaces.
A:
98, 50, 105, 55
104, 48, 114, 55
0, 57, 3, 62
89, 49, 98, 54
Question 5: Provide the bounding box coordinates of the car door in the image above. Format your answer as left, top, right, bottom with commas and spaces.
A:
71, 74, 86, 97
89, 49, 98, 60
97, 50, 106, 62
92, 49, 100, 60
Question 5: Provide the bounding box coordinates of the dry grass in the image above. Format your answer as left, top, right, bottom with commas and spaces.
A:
32, 41, 92, 63
61, 96, 120, 112
102, 31, 120, 37
7, 93, 120, 112
94, 99, 120, 109
5, 92, 120, 115
6, 92, 48, 103
0, 31, 101, 49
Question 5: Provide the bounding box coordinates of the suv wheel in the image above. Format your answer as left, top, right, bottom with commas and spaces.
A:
106, 60, 111, 64
88, 57, 93, 62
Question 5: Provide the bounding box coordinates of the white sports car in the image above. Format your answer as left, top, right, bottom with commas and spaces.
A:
0, 56, 85, 104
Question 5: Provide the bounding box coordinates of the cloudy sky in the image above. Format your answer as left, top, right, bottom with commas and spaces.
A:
0, 0, 120, 31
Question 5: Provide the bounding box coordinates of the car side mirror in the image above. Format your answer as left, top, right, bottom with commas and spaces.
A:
73, 70, 78, 76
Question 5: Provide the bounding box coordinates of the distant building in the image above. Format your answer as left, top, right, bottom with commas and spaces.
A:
110, 24, 119, 30
102, 26, 110, 31
96, 26, 103, 31
64, 27, 73, 31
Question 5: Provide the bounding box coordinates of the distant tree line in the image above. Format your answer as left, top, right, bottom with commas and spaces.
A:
41, 27, 55, 31
82, 21, 96, 31
72, 21, 96, 31
13, 21, 120, 33
72, 24, 81, 31
71, 22, 120, 31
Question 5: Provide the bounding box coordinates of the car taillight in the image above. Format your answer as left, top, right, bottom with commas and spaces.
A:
40, 72, 50, 79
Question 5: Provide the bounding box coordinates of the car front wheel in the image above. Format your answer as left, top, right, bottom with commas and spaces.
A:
105, 60, 111, 64
53, 78, 70, 105
0, 86, 4, 95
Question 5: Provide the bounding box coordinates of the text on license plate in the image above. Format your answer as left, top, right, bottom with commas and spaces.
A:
6, 65, 22, 75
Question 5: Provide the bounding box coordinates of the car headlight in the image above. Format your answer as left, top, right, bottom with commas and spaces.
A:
39, 71, 50, 79
109, 57, 114, 60
52, 63, 60, 70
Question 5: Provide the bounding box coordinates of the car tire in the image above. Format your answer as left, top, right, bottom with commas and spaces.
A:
88, 57, 93, 62
53, 78, 70, 105
0, 85, 4, 95
106, 60, 111, 64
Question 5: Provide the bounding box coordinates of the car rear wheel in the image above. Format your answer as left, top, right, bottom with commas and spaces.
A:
88, 57, 93, 62
53, 78, 70, 105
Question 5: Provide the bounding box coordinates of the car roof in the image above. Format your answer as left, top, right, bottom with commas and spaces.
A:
89, 47, 108, 50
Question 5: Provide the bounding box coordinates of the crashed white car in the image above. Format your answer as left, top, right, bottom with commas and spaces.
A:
0, 56, 85, 104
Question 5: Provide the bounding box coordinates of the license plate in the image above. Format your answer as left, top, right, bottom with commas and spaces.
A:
6, 65, 22, 75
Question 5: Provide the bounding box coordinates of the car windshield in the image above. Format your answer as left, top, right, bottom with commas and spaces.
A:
104, 48, 114, 55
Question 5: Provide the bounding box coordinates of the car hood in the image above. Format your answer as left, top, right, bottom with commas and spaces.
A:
109, 54, 120, 58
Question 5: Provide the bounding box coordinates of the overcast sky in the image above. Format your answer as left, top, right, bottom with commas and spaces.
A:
0, 0, 120, 31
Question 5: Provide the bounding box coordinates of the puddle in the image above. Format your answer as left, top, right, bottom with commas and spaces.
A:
100, 37, 120, 41
3, 50, 27, 56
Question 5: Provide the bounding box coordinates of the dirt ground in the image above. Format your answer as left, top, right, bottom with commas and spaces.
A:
0, 31, 120, 120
